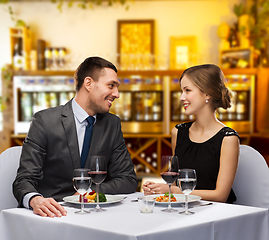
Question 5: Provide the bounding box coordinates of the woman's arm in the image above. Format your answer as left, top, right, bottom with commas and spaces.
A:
171, 127, 178, 156
142, 127, 180, 195
189, 135, 239, 202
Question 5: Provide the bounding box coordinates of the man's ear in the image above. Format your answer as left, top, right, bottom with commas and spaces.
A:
84, 77, 93, 91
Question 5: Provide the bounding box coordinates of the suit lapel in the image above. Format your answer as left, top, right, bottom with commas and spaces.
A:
62, 100, 80, 169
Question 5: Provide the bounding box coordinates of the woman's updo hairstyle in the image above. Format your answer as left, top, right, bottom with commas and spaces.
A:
179, 64, 234, 111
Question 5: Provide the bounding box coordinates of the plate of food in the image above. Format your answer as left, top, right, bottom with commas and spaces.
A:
152, 193, 201, 205
63, 191, 126, 205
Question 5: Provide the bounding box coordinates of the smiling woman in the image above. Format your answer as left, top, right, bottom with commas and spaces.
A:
142, 64, 240, 204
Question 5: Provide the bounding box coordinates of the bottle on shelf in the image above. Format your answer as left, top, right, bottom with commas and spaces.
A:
50, 92, 58, 108
37, 92, 47, 112
227, 101, 236, 120
144, 92, 153, 121
20, 92, 32, 121
236, 92, 247, 120
51, 48, 59, 70
37, 39, 46, 70
44, 47, 52, 70
68, 92, 75, 100
59, 92, 69, 105
152, 92, 162, 121
30, 50, 37, 71
171, 92, 181, 121
188, 115, 195, 121
123, 92, 132, 121
228, 24, 239, 48
32, 93, 39, 115
13, 37, 24, 70
135, 92, 144, 121
217, 107, 227, 121
58, 47, 66, 69
110, 97, 123, 119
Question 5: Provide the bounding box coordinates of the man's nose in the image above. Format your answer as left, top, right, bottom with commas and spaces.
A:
113, 88, 120, 98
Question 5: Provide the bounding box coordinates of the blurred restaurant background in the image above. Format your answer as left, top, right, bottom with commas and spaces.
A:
1, 0, 269, 181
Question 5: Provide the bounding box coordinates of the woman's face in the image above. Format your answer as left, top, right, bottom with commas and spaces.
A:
180, 75, 208, 116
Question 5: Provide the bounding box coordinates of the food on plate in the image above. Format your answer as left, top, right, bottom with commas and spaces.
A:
156, 192, 177, 202
79, 191, 107, 203
86, 191, 97, 203
95, 192, 107, 203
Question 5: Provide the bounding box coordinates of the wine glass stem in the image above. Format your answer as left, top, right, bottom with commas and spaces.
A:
81, 194, 85, 212
96, 184, 100, 209
185, 194, 188, 213
168, 184, 172, 210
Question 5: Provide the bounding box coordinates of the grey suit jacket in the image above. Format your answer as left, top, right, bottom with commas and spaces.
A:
13, 100, 138, 205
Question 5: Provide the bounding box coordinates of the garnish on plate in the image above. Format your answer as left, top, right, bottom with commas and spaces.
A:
79, 191, 107, 203
156, 192, 177, 202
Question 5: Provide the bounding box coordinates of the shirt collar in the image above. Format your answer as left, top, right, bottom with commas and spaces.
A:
72, 98, 96, 124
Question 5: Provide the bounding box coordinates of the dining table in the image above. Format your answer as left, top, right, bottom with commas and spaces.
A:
0, 192, 268, 240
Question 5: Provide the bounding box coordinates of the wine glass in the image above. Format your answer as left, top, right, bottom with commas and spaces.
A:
73, 168, 91, 214
160, 155, 179, 212
89, 156, 107, 212
178, 169, 197, 215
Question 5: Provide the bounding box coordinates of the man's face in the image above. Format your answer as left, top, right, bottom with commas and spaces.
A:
88, 68, 120, 115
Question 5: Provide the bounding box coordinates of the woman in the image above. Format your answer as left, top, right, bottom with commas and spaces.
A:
142, 64, 240, 203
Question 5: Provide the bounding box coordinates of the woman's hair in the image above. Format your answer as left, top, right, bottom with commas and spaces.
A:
179, 64, 234, 110
74, 56, 117, 91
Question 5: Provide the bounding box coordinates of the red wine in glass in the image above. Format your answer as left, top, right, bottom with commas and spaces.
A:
161, 172, 178, 184
89, 156, 107, 212
89, 171, 107, 184
160, 155, 179, 212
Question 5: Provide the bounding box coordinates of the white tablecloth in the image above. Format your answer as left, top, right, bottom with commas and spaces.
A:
0, 192, 268, 240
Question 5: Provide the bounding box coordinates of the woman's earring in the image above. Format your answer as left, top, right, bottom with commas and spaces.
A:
205, 99, 209, 103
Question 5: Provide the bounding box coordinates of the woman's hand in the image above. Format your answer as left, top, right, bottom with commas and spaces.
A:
142, 181, 169, 195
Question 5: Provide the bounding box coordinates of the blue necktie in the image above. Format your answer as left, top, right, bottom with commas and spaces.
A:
80, 116, 94, 168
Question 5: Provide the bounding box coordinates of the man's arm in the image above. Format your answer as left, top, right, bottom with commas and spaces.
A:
13, 111, 68, 217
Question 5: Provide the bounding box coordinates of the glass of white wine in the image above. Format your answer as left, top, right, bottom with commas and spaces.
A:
178, 169, 197, 215
73, 168, 91, 214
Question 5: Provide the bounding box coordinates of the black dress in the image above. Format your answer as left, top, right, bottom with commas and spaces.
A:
175, 122, 240, 203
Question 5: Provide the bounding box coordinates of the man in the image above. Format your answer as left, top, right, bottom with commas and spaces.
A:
13, 56, 138, 217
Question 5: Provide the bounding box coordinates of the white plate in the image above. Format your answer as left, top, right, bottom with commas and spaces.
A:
63, 195, 126, 205
152, 194, 201, 205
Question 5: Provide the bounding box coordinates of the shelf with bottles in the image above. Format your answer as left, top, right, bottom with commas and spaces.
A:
10, 27, 32, 71
124, 134, 172, 176
13, 75, 75, 134
169, 73, 255, 134
18, 91, 75, 122
217, 74, 254, 122
110, 74, 165, 134
110, 91, 163, 122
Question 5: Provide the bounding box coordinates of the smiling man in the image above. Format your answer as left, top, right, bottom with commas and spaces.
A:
13, 57, 138, 217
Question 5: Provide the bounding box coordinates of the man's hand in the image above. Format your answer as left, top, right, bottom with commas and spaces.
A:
30, 196, 67, 218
